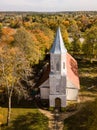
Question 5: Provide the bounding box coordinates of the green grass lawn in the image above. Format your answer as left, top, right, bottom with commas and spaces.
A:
64, 99, 97, 130
78, 60, 97, 90
0, 107, 48, 130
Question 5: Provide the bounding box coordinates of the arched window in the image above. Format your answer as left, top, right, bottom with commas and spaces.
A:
56, 84, 59, 92
56, 62, 60, 71
51, 64, 53, 70
56, 80, 61, 92
51, 60, 54, 72
63, 62, 65, 69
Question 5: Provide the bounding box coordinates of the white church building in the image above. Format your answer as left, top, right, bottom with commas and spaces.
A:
38, 27, 80, 109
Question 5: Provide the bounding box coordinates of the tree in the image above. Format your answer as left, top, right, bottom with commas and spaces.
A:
1, 27, 15, 45
0, 23, 2, 38
0, 46, 30, 126
14, 27, 40, 65
68, 19, 81, 54
30, 24, 54, 59
83, 25, 97, 61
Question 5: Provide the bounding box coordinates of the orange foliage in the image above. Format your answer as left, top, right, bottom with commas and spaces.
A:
62, 20, 70, 27
2, 27, 15, 35
32, 29, 50, 50
1, 27, 15, 44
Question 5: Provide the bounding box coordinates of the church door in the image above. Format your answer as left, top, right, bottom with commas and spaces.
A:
55, 98, 61, 109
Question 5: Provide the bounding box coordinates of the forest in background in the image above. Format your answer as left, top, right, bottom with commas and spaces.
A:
0, 12, 97, 128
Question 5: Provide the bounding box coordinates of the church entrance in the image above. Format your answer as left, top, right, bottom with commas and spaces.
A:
55, 98, 61, 110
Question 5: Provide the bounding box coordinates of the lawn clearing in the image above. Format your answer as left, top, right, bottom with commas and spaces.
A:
0, 107, 48, 130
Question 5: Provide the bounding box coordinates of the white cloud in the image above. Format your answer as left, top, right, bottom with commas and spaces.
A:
0, 0, 97, 11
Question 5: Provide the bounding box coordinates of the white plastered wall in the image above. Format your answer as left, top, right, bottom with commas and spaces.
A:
40, 87, 49, 99
66, 78, 78, 100
39, 79, 49, 99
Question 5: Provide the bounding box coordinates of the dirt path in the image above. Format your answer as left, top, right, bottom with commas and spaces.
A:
39, 109, 55, 129
38, 93, 97, 130
39, 108, 82, 130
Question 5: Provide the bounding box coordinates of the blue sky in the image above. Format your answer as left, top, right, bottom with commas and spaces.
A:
0, 0, 97, 12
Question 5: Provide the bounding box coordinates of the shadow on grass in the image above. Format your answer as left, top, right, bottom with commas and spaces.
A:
78, 60, 97, 69
80, 76, 97, 89
78, 60, 97, 90
4, 112, 48, 130
64, 99, 97, 130
78, 60, 97, 75
1, 97, 37, 109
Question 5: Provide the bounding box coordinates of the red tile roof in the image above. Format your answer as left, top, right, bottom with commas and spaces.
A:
66, 53, 80, 89
35, 63, 50, 87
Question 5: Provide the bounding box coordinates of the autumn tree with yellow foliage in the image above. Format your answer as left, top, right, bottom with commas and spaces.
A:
0, 46, 30, 126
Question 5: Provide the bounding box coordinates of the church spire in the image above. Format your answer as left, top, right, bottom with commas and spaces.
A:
50, 27, 67, 54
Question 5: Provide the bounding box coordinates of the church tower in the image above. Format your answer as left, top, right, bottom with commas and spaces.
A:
49, 27, 67, 109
